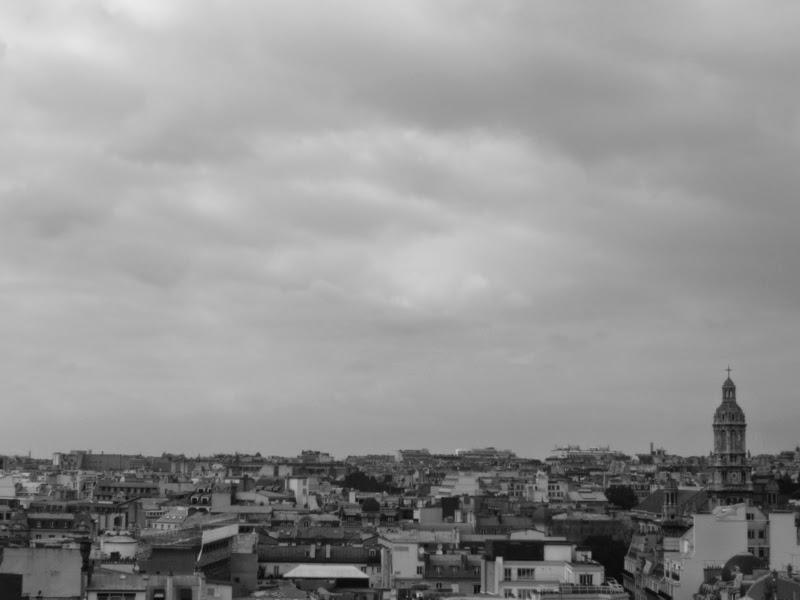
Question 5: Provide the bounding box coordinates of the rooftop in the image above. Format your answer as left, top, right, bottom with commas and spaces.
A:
283, 564, 369, 579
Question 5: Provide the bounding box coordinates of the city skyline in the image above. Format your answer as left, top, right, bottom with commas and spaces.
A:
1, 369, 795, 462
1, 2, 800, 459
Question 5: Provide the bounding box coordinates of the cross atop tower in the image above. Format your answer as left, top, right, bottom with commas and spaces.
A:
726, 365, 732, 378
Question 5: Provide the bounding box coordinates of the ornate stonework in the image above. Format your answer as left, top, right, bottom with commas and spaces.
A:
708, 373, 753, 507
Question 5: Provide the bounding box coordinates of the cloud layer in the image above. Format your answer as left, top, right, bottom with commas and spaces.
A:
1, 0, 799, 458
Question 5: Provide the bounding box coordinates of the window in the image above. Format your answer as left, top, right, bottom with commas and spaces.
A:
758, 547, 765, 558
504, 590, 515, 598
758, 530, 765, 539
517, 568, 535, 580
747, 530, 754, 539
417, 566, 424, 575
435, 583, 443, 590
504, 568, 513, 581
746, 513, 754, 521
579, 574, 593, 586
369, 549, 377, 556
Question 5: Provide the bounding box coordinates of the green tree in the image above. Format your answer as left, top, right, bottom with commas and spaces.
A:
605, 485, 638, 510
777, 473, 798, 495
582, 535, 629, 582
340, 471, 400, 494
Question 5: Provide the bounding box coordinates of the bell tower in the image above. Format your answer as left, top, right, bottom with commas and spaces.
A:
708, 368, 753, 508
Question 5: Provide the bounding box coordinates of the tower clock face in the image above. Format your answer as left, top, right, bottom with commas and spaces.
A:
730, 471, 741, 483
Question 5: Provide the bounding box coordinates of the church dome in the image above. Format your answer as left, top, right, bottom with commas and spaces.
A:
714, 402, 745, 422
721, 552, 767, 582
723, 377, 736, 389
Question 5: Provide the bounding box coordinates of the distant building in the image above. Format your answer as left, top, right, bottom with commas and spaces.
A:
259, 528, 382, 586
547, 446, 626, 461
624, 503, 770, 600
455, 448, 516, 463
0, 547, 84, 598
397, 449, 432, 463
139, 523, 239, 582
622, 371, 788, 600
0, 475, 18, 509
94, 479, 160, 502
482, 540, 627, 599
87, 569, 232, 600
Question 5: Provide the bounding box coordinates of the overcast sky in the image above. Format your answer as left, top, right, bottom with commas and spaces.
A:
1, 1, 799, 460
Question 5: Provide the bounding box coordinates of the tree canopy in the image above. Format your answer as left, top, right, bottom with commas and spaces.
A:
340, 471, 401, 494
605, 485, 639, 510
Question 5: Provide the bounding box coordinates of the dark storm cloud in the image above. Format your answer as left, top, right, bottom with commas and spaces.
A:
0, 0, 798, 457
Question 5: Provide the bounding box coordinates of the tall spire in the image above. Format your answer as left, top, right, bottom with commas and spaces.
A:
710, 368, 751, 507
